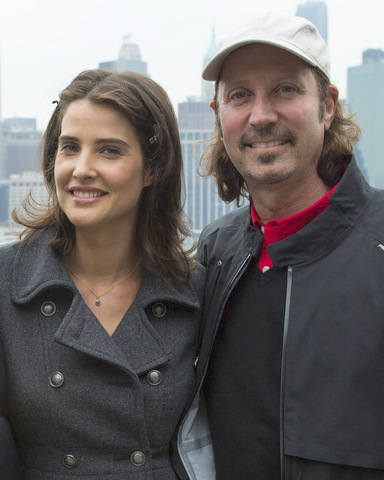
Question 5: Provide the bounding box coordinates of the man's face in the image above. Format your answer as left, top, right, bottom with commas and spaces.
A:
216, 44, 336, 192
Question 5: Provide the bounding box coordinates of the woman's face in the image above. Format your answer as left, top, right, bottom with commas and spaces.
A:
54, 99, 153, 235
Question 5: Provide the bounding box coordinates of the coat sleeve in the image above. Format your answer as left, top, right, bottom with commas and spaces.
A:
0, 417, 23, 479
0, 338, 23, 479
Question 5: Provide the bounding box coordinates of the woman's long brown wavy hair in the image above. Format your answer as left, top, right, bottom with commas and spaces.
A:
201, 68, 362, 205
14, 69, 195, 283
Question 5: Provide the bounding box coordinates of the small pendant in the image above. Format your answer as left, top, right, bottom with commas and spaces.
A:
95, 299, 101, 306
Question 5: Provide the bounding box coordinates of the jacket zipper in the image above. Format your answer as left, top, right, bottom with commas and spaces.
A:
203, 252, 253, 368
178, 253, 253, 479
194, 253, 253, 371
280, 266, 293, 480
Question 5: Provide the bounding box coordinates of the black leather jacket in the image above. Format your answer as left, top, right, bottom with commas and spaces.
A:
191, 157, 384, 479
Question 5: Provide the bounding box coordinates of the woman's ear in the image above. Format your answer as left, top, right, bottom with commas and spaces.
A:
144, 166, 154, 187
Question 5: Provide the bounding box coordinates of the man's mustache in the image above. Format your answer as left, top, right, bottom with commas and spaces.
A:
237, 127, 296, 150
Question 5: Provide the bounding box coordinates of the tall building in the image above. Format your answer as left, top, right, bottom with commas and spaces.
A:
179, 29, 238, 237
0, 118, 42, 180
348, 49, 384, 187
178, 99, 214, 130
99, 35, 148, 75
0, 179, 8, 222
8, 171, 48, 223
296, 0, 328, 44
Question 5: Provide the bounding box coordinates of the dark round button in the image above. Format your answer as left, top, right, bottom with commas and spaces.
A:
41, 301, 56, 317
130, 451, 146, 466
49, 371, 64, 388
147, 370, 163, 386
62, 454, 77, 468
151, 302, 166, 318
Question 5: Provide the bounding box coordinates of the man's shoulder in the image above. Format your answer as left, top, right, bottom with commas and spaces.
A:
200, 205, 250, 242
359, 186, 384, 236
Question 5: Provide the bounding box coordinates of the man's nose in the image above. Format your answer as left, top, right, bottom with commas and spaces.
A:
248, 96, 278, 127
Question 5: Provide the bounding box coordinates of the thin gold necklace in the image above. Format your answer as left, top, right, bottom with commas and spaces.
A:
67, 260, 140, 306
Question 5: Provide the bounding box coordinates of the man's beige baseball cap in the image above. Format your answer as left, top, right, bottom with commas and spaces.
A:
202, 13, 330, 81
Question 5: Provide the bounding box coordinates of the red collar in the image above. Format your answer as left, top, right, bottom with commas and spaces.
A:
251, 184, 338, 272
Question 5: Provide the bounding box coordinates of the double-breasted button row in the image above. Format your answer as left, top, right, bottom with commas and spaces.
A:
41, 301, 56, 317
50, 369, 163, 387
151, 302, 166, 318
62, 451, 146, 468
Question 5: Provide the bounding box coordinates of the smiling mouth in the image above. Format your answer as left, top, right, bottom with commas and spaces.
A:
248, 139, 288, 148
71, 190, 106, 199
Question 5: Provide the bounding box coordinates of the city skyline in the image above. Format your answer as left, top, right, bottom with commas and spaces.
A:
0, 0, 382, 130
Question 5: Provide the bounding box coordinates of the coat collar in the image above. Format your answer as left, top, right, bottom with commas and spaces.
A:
268, 156, 372, 267
11, 228, 202, 311
11, 229, 75, 304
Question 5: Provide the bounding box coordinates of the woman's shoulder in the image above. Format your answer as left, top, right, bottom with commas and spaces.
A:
0, 240, 19, 264
186, 260, 206, 301
190, 260, 206, 283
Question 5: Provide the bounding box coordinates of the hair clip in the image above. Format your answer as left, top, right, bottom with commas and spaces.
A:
149, 123, 162, 145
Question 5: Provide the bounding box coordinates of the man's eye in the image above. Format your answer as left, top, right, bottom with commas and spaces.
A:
280, 86, 295, 93
232, 92, 247, 99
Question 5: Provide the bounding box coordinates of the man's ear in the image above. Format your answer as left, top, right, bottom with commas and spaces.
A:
210, 100, 216, 112
324, 85, 339, 131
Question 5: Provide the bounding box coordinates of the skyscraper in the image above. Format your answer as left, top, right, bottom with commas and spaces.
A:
179, 29, 238, 237
296, 0, 328, 44
8, 171, 48, 223
99, 35, 148, 75
348, 49, 384, 187
0, 118, 42, 180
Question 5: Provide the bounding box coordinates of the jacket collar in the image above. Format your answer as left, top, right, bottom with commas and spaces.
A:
11, 229, 75, 304
11, 228, 202, 311
268, 156, 372, 267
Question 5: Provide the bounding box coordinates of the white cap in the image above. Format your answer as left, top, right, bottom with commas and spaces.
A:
202, 13, 330, 81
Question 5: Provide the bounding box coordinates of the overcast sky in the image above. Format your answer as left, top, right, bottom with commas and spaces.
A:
0, 0, 382, 130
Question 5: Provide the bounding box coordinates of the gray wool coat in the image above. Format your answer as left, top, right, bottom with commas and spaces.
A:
0, 229, 205, 480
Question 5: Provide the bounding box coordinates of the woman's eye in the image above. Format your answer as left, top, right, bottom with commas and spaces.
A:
60, 144, 78, 152
102, 147, 120, 155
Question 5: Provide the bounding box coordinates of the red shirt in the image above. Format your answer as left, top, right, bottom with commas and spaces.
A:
251, 184, 338, 272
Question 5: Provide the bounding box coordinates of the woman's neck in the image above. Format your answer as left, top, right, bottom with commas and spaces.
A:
65, 227, 138, 280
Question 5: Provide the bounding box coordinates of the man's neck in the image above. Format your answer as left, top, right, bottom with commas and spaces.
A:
250, 178, 330, 224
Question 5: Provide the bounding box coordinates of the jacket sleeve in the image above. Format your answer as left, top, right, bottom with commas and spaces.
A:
0, 417, 23, 479
0, 339, 23, 479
